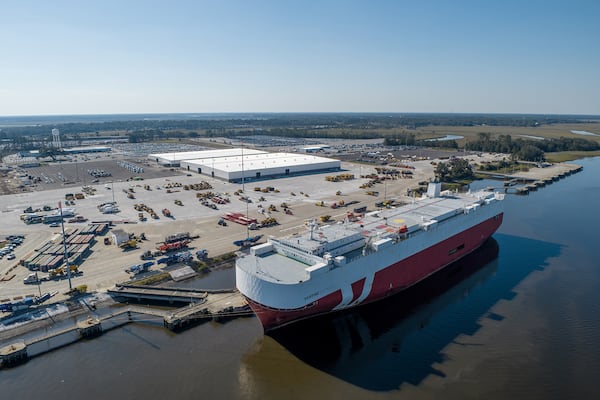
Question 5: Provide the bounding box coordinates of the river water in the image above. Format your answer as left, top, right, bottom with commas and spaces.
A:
2, 157, 599, 400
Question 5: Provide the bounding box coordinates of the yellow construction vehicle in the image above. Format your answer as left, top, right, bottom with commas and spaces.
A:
65, 284, 87, 297
320, 215, 331, 222
49, 265, 80, 279
119, 239, 138, 250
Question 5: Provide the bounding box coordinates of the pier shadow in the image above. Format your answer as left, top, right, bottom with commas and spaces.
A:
266, 234, 562, 391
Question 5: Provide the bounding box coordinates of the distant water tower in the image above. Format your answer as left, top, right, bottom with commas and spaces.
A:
51, 128, 62, 149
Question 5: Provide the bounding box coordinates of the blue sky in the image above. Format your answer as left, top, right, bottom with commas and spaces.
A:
1, 0, 599, 115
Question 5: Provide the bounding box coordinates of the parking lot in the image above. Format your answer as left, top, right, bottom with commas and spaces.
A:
21, 157, 181, 191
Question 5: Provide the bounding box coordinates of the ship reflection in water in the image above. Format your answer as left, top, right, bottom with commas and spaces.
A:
264, 234, 561, 391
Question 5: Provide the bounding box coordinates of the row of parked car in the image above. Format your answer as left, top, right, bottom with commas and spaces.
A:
0, 235, 25, 260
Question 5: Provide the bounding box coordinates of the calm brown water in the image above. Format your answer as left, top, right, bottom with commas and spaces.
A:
2, 157, 599, 400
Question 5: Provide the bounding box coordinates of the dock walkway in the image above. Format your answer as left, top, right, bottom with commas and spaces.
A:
107, 284, 208, 303
164, 291, 250, 329
477, 162, 582, 182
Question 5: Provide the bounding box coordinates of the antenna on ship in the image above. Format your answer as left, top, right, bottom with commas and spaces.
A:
308, 219, 317, 241
362, 234, 375, 256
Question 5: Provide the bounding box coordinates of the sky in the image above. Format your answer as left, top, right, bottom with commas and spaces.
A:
1, 0, 599, 116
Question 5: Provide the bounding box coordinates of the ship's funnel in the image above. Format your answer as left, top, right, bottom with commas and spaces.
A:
426, 182, 441, 198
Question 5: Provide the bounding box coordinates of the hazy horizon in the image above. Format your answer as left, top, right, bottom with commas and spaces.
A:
2, 111, 600, 129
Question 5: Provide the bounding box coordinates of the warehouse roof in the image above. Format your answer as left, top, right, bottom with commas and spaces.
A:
181, 152, 340, 173
149, 148, 266, 162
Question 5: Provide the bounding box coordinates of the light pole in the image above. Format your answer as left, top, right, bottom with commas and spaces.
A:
241, 139, 245, 192
241, 139, 249, 239
59, 202, 72, 291
35, 272, 42, 297
384, 178, 387, 203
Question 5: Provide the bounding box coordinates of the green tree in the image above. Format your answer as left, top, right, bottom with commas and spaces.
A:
435, 162, 449, 181
516, 144, 544, 161
435, 158, 473, 182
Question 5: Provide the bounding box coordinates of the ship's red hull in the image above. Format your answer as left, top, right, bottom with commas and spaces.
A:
246, 213, 503, 331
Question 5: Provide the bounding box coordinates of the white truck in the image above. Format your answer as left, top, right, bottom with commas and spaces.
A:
23, 273, 40, 284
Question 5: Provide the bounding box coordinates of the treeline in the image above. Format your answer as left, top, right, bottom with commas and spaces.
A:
127, 127, 383, 143
1, 113, 593, 138
465, 133, 600, 160
383, 133, 417, 146
216, 128, 382, 140
418, 139, 459, 149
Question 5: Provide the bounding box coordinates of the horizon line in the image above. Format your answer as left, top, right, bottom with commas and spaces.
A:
1, 111, 599, 119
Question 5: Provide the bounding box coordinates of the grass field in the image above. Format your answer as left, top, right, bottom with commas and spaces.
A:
411, 123, 600, 142
336, 123, 600, 161
545, 150, 600, 162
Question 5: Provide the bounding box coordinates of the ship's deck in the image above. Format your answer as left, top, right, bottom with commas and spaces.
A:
283, 192, 493, 250
237, 251, 311, 283
237, 190, 500, 283
360, 193, 484, 234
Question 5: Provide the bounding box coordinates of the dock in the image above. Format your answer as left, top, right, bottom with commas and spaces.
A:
107, 284, 209, 303
1, 289, 251, 368
478, 162, 582, 196
164, 291, 251, 330
106, 285, 252, 326
477, 162, 582, 184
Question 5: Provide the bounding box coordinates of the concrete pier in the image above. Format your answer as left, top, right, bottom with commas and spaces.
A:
77, 317, 102, 338
0, 341, 28, 367
108, 284, 208, 303
164, 291, 250, 330
477, 162, 582, 184
478, 162, 582, 197
0, 290, 251, 368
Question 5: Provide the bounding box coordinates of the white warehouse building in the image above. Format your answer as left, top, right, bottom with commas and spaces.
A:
148, 148, 266, 167
180, 152, 341, 182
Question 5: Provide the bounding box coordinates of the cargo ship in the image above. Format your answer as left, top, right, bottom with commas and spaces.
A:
236, 182, 504, 331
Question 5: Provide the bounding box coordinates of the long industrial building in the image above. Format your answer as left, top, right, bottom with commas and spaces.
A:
149, 148, 341, 182
148, 148, 266, 167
